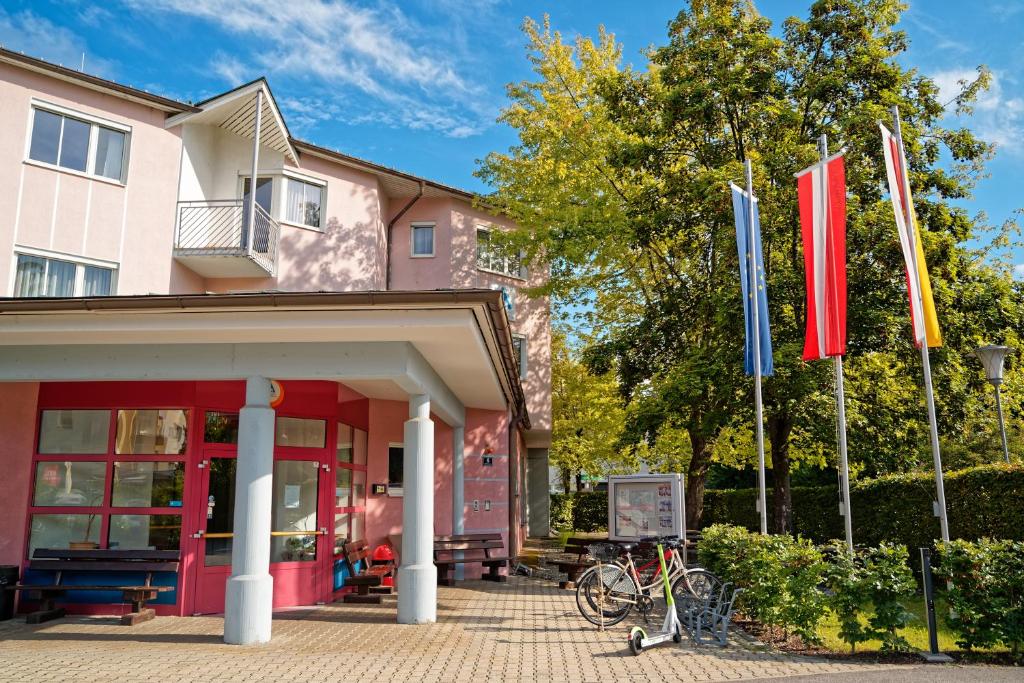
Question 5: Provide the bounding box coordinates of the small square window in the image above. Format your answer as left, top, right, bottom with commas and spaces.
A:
411, 224, 434, 257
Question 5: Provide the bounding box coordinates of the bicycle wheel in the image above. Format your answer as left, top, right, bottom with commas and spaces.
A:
671, 568, 720, 601
575, 563, 636, 627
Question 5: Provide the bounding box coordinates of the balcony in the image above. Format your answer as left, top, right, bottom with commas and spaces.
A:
173, 200, 279, 278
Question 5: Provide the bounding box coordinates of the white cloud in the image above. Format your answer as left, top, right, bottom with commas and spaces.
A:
1014, 263, 1024, 279
932, 68, 1024, 155
120, 0, 494, 138
0, 7, 115, 77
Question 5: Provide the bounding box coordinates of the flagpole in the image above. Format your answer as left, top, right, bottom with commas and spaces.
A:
819, 134, 854, 554
891, 106, 950, 543
745, 159, 769, 535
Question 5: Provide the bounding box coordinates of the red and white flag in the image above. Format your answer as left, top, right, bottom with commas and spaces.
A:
796, 151, 847, 361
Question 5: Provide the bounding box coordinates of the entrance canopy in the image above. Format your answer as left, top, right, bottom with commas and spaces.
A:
0, 289, 528, 428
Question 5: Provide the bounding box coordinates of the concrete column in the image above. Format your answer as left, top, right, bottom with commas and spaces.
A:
452, 425, 465, 581
224, 376, 275, 645
397, 393, 436, 623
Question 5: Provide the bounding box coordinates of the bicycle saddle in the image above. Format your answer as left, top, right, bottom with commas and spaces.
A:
618, 542, 638, 552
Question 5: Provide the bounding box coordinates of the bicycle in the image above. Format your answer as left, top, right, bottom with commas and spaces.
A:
574, 536, 719, 627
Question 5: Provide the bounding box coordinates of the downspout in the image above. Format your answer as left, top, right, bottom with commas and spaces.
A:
508, 406, 526, 559
385, 181, 424, 290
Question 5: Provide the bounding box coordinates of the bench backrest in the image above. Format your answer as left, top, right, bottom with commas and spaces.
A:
28, 548, 181, 578
433, 537, 504, 560
344, 540, 371, 568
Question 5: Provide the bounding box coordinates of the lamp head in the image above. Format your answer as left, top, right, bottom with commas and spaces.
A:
974, 345, 1014, 385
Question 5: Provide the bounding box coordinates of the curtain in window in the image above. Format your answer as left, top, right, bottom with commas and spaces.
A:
83, 266, 112, 296
47, 259, 76, 297
93, 128, 125, 180
13, 255, 46, 297
286, 178, 305, 225
413, 226, 433, 255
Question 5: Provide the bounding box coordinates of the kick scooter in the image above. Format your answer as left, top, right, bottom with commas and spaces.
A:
628, 537, 683, 655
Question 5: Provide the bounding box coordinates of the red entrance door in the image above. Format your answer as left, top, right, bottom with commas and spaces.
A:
188, 442, 330, 614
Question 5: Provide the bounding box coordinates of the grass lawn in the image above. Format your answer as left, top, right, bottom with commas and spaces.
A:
816, 595, 1007, 655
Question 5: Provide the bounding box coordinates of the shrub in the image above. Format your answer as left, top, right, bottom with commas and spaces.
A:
701, 464, 1024, 552
549, 492, 607, 532
938, 538, 1024, 657
823, 542, 917, 653
699, 524, 827, 642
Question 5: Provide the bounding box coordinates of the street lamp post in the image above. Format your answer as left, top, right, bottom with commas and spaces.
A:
974, 345, 1015, 464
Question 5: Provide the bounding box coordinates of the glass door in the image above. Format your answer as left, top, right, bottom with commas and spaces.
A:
268, 459, 324, 607
190, 454, 236, 615
241, 176, 273, 251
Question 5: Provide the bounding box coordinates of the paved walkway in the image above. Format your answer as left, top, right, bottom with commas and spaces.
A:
0, 577, 913, 682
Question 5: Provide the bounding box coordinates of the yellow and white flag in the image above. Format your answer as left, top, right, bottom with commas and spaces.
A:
880, 123, 942, 348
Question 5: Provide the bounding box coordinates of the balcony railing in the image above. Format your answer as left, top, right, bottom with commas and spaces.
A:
174, 200, 279, 276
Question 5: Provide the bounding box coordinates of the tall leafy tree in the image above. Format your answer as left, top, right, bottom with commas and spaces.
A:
480, 1, 1023, 532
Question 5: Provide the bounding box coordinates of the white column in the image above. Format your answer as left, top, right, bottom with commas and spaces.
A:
452, 425, 465, 582
397, 393, 437, 623
224, 376, 275, 645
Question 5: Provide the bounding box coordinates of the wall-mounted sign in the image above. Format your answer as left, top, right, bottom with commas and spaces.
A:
482, 455, 493, 467
270, 380, 285, 408
371, 483, 387, 495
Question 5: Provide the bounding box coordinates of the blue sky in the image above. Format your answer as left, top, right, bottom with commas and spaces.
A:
1, 0, 1021, 274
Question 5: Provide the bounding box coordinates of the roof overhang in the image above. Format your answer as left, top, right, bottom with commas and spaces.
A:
0, 290, 528, 429
166, 79, 297, 163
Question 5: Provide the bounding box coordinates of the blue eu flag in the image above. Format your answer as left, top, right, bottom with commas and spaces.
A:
731, 184, 774, 376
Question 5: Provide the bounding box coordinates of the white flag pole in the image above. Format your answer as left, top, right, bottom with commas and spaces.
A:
891, 106, 950, 543
819, 134, 854, 554
745, 159, 769, 535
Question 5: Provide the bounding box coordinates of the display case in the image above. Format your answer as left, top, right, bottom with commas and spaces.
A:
606, 474, 686, 541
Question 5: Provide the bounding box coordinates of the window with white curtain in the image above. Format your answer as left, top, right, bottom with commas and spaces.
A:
13, 253, 116, 297
285, 177, 323, 229
410, 223, 434, 257
27, 105, 129, 183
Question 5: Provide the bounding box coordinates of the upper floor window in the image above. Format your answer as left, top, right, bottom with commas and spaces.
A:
512, 335, 528, 380
28, 104, 129, 183
13, 252, 116, 298
476, 227, 526, 279
491, 284, 516, 321
285, 177, 324, 229
411, 223, 435, 257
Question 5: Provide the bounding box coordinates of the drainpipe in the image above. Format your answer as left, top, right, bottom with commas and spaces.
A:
385, 181, 424, 290
507, 407, 525, 559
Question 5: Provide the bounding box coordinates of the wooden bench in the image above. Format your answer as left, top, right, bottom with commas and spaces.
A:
7, 548, 179, 625
433, 533, 511, 586
341, 540, 394, 604
554, 537, 596, 589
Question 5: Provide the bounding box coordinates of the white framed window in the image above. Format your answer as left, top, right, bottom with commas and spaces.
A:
12, 248, 117, 297
387, 443, 404, 497
476, 227, 526, 279
512, 335, 527, 380
284, 176, 324, 230
410, 223, 435, 257
26, 101, 130, 184
491, 284, 516, 321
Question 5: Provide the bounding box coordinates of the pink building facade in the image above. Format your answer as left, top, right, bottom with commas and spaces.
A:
0, 49, 550, 640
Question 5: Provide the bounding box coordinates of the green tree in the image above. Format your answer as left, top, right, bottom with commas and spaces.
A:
550, 328, 629, 490
480, 1, 1023, 532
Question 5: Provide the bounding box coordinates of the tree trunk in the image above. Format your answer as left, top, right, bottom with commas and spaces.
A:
685, 429, 711, 530
560, 467, 571, 494
575, 470, 583, 492
768, 415, 794, 535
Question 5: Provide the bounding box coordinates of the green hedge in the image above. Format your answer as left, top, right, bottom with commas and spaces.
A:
939, 539, 1024, 657
549, 491, 608, 532
701, 464, 1024, 549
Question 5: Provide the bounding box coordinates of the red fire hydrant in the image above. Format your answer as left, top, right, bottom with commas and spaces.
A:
371, 544, 396, 587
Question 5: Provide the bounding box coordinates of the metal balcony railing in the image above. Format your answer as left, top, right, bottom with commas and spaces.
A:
174, 200, 279, 276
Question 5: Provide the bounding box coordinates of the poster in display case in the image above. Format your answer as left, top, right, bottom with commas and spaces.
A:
607, 474, 686, 541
